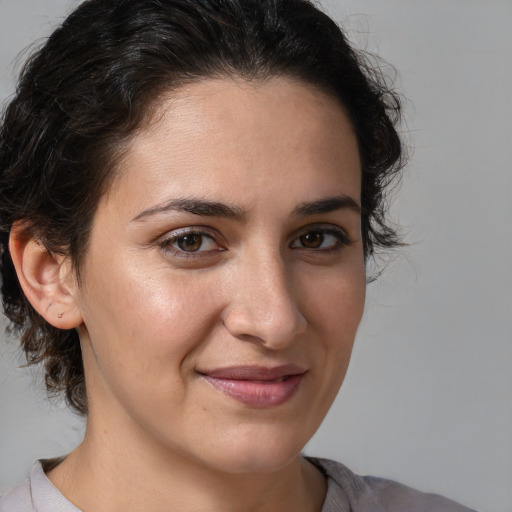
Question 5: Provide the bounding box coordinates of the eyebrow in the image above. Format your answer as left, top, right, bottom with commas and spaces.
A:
132, 194, 360, 223
132, 198, 246, 222
293, 195, 361, 216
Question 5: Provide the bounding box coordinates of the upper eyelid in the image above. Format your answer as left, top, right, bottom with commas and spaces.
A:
289, 224, 353, 248
290, 223, 350, 238
157, 228, 224, 259
159, 226, 221, 242
156, 223, 351, 246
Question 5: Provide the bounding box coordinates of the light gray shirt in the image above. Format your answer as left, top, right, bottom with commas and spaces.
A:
0, 457, 477, 511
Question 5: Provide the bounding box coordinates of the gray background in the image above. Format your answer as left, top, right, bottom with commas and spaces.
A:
0, 1, 511, 511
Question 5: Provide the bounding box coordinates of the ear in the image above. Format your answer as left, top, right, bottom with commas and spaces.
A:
9, 224, 83, 330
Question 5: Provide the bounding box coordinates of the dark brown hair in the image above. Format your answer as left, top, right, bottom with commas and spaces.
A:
0, 0, 405, 414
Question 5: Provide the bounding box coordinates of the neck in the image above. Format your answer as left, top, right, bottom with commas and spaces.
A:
47, 416, 326, 512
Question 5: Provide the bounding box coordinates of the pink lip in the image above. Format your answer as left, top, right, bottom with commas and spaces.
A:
198, 365, 307, 408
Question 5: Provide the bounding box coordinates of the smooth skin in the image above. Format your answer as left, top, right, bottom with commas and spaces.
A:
10, 77, 365, 512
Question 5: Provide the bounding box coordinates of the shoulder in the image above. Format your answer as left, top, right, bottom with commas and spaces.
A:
0, 459, 78, 512
0, 478, 34, 512
309, 457, 478, 512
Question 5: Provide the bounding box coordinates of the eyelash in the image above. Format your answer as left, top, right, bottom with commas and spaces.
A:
157, 225, 352, 259
157, 227, 224, 259
289, 226, 352, 252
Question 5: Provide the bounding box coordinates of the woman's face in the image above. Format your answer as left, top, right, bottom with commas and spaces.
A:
74, 77, 365, 473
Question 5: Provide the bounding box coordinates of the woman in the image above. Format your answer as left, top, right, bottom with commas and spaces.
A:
0, 0, 477, 511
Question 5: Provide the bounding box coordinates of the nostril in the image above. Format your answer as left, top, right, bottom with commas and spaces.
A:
222, 301, 307, 349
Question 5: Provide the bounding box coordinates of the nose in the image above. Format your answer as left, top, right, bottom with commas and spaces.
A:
222, 250, 307, 350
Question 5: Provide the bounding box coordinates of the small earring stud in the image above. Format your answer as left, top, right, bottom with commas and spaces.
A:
57, 312, 64, 319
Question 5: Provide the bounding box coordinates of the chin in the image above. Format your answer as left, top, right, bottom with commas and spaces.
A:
192, 427, 308, 475
207, 451, 302, 476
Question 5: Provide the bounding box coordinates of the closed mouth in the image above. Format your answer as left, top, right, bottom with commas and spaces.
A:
197, 365, 307, 407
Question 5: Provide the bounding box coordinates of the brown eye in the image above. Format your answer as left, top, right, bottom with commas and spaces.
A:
290, 227, 351, 251
299, 232, 324, 249
177, 234, 203, 252
161, 230, 220, 255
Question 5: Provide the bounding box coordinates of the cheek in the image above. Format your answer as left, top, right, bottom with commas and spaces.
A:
78, 257, 223, 383
301, 259, 366, 335
301, 257, 366, 387
315, 282, 364, 371
77, 267, 227, 428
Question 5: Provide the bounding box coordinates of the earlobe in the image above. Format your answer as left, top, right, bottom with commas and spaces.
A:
9, 224, 83, 330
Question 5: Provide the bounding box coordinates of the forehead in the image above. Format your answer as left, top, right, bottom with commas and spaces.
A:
104, 77, 361, 216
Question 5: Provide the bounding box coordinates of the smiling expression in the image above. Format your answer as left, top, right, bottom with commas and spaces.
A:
73, 77, 366, 474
